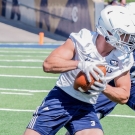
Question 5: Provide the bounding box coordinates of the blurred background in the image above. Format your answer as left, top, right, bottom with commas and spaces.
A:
0, 1, 135, 135
0, 0, 133, 44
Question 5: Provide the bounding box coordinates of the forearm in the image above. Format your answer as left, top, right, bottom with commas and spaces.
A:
43, 56, 79, 73
102, 84, 130, 104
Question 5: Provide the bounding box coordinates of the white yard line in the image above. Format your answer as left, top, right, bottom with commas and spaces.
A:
108, 114, 135, 118
0, 50, 51, 54
0, 54, 47, 58
0, 108, 34, 112
0, 108, 134, 119
0, 66, 42, 68
0, 74, 58, 79
0, 60, 43, 62
1, 92, 33, 95
0, 88, 50, 92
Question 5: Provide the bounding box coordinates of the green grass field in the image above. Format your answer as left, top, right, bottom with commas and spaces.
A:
0, 47, 134, 135
105, 0, 135, 3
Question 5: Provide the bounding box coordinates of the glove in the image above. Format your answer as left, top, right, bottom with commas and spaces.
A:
77, 61, 105, 82
91, 75, 107, 92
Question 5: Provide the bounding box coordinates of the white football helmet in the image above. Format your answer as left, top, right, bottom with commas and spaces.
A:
96, 5, 135, 53
126, 3, 135, 25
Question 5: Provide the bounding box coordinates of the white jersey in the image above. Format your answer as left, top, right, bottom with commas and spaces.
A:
56, 28, 134, 104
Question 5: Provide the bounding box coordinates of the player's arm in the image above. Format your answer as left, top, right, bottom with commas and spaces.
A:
43, 36, 104, 83
43, 38, 79, 73
102, 71, 131, 104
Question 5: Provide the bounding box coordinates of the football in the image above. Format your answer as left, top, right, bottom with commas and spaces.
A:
74, 66, 106, 92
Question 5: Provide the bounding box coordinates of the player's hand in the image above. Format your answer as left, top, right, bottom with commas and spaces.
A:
91, 76, 107, 92
77, 61, 105, 82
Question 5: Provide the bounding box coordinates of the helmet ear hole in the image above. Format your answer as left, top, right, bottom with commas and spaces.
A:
105, 36, 110, 41
117, 31, 123, 36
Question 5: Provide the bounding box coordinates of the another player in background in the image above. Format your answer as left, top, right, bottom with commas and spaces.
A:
119, 0, 126, 6
23, 6, 135, 135
108, 0, 120, 5
108, 0, 126, 6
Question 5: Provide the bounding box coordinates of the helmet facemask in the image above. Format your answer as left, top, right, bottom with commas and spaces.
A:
96, 26, 135, 54
112, 28, 135, 53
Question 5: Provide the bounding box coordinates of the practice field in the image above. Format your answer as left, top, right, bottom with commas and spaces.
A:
0, 47, 134, 135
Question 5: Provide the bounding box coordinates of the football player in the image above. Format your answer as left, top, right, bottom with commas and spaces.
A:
23, 6, 135, 135
65, 2, 135, 135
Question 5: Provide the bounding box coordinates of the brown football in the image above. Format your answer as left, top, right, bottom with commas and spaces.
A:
74, 66, 106, 92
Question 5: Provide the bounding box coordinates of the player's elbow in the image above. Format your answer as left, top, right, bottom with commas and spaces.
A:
118, 88, 130, 104
118, 96, 129, 105
42, 61, 51, 73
